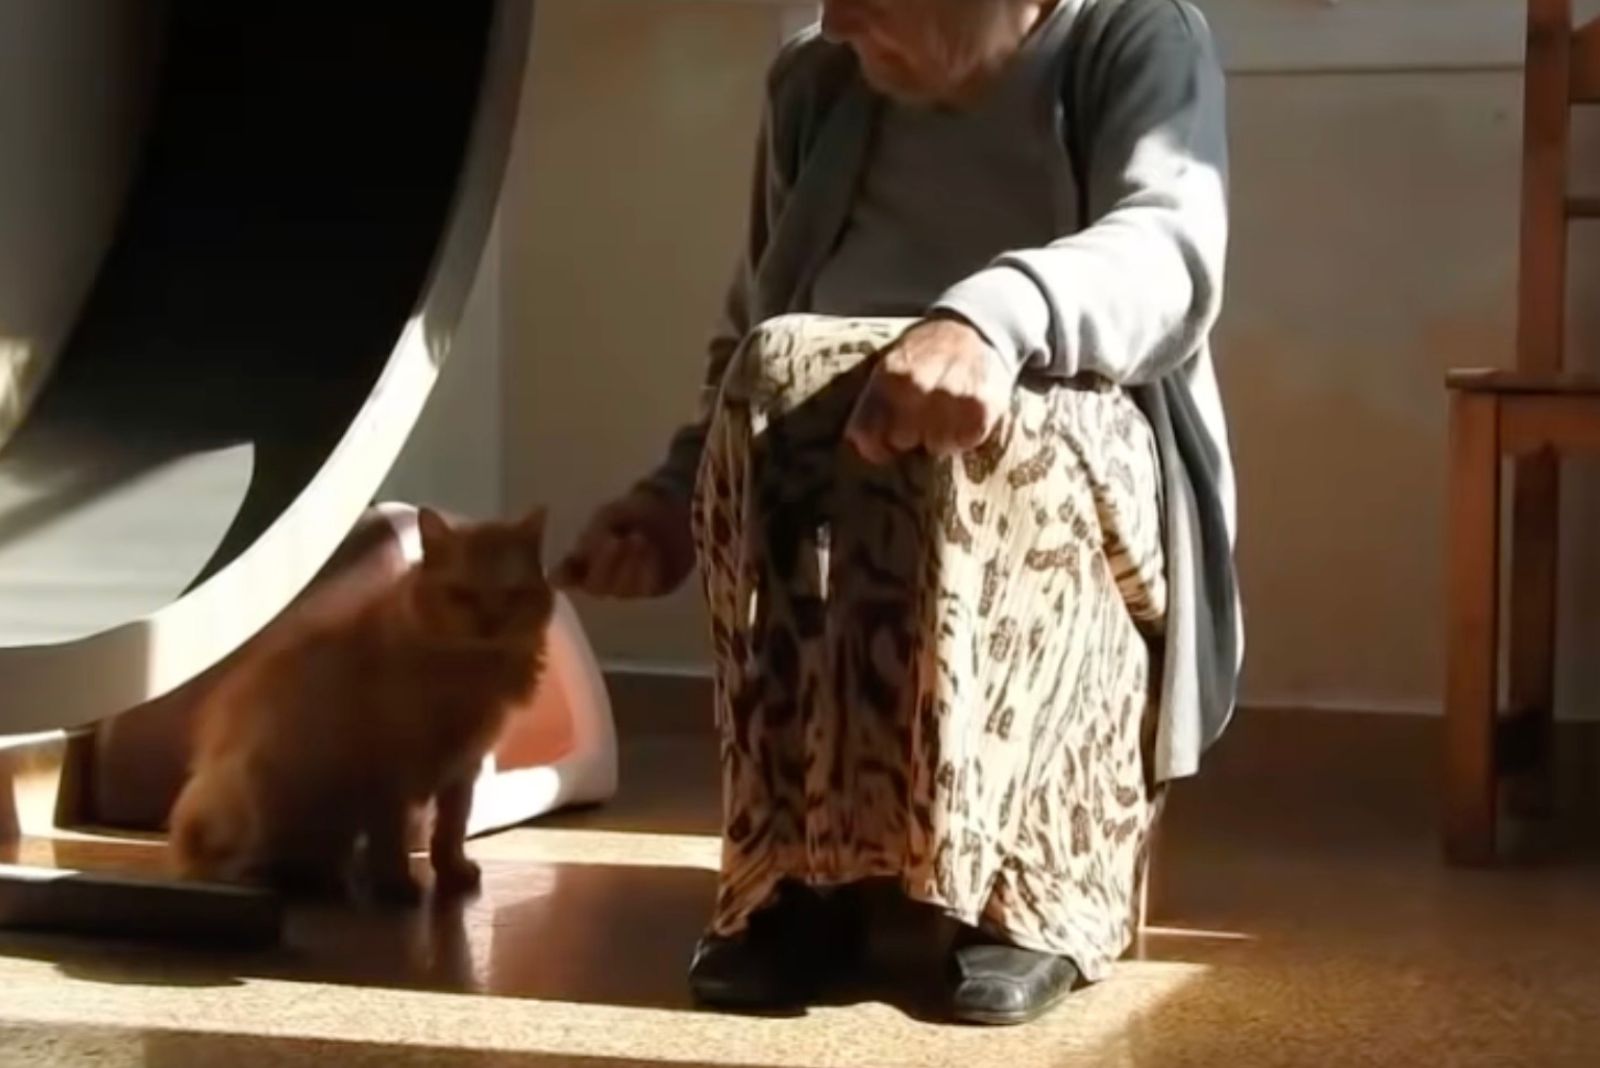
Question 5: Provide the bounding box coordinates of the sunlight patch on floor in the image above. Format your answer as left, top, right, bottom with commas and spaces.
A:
1139, 925, 1254, 943
470, 827, 722, 871
0, 949, 1212, 1068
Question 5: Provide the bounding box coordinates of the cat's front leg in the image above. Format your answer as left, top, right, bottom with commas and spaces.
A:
430, 775, 481, 896
364, 799, 424, 906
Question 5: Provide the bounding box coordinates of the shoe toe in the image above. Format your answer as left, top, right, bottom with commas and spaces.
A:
948, 944, 1079, 1026
951, 972, 1033, 1019
690, 937, 765, 1003
689, 934, 799, 1010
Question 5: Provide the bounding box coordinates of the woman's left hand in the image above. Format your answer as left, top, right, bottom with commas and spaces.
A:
845, 315, 1017, 464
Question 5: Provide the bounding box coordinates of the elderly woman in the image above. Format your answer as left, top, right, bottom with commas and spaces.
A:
556, 0, 1239, 1025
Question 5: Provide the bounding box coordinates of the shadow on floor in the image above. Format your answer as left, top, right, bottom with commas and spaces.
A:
0, 860, 719, 1014
17, 710, 1600, 1065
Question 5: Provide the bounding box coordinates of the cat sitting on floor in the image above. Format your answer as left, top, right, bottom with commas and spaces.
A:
168, 506, 554, 904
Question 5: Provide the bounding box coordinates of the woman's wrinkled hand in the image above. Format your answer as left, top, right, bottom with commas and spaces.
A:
844, 315, 1017, 465
552, 488, 694, 600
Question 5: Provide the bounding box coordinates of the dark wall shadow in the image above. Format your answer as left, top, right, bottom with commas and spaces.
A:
1, 4, 499, 742
0, 1, 494, 588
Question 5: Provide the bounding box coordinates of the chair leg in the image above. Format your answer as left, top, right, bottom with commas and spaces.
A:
1444, 392, 1502, 866
1505, 455, 1560, 818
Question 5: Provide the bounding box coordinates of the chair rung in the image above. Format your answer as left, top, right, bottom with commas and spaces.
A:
1568, 196, 1600, 219
1447, 369, 1600, 395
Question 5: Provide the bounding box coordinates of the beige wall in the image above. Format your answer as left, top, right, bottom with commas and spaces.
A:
0, 0, 510, 530
381, 220, 506, 520
502, 0, 772, 669
0, 0, 166, 449
496, 0, 1600, 717
1226, 71, 1515, 711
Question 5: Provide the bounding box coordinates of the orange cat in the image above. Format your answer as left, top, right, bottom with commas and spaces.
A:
168, 507, 554, 903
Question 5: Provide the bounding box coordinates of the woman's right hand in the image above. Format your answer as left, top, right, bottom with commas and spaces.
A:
552, 488, 694, 600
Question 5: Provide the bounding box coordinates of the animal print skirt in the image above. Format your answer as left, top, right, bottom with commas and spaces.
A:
690, 315, 1167, 980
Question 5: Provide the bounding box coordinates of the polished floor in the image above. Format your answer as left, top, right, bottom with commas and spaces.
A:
4, 707, 1600, 1066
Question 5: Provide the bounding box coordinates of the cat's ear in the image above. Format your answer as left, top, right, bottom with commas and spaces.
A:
416, 507, 454, 565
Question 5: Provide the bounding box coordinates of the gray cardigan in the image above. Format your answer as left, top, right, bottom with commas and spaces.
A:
646, 0, 1241, 782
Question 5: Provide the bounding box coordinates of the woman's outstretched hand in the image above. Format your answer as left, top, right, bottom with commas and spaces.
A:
845, 315, 1017, 465
552, 488, 694, 599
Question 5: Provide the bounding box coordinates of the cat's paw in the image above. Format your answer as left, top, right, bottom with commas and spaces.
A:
432, 856, 482, 897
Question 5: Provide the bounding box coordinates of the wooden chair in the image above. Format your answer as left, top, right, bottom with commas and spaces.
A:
1443, 0, 1600, 865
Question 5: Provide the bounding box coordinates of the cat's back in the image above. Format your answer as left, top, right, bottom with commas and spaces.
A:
190, 594, 388, 767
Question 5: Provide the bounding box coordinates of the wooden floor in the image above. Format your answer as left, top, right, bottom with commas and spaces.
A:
4, 705, 1600, 1066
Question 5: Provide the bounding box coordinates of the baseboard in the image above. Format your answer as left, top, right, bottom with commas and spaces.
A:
1240, 695, 1443, 718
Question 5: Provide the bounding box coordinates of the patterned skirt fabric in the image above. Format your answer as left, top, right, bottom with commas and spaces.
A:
690, 315, 1168, 980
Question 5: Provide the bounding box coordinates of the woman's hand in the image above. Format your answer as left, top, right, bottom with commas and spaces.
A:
552, 488, 694, 599
844, 315, 1017, 465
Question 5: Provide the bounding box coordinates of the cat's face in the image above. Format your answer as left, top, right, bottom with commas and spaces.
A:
412, 507, 554, 645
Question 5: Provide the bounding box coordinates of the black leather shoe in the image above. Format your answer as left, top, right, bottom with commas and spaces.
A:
948, 939, 1081, 1026
687, 883, 864, 1011
688, 929, 802, 1010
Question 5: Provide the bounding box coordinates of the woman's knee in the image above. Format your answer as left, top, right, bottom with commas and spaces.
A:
721, 314, 910, 412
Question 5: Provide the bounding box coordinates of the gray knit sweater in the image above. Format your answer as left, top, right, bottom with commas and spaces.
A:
645, 0, 1240, 782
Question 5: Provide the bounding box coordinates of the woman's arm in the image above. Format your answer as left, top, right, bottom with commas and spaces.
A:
934, 0, 1228, 387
